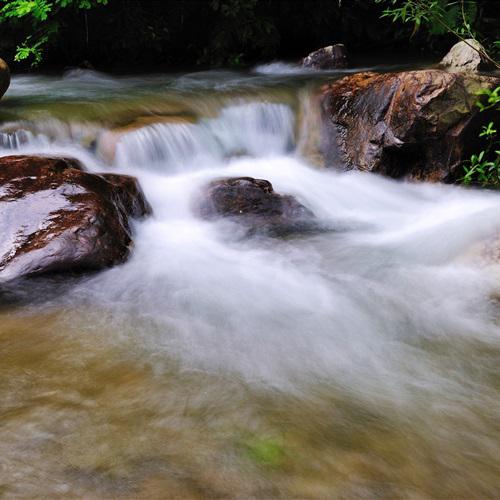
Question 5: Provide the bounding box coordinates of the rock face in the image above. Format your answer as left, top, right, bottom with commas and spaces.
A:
440, 39, 488, 73
0, 155, 150, 282
321, 69, 499, 182
302, 44, 348, 70
0, 58, 10, 100
194, 177, 315, 236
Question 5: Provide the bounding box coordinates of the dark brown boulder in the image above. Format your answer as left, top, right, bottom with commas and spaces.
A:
320, 69, 499, 182
302, 44, 348, 70
194, 177, 315, 236
0, 58, 9, 100
0, 155, 150, 282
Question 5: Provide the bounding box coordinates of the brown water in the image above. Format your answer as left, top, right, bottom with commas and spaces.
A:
2, 65, 500, 499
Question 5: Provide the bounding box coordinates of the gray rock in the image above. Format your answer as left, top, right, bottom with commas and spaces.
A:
440, 39, 488, 73
302, 44, 348, 70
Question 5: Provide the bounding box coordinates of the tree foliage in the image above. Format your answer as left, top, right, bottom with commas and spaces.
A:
0, 0, 108, 64
0, 0, 498, 69
375, 0, 499, 68
461, 87, 500, 187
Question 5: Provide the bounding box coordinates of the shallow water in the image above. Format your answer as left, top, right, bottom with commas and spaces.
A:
1, 65, 500, 499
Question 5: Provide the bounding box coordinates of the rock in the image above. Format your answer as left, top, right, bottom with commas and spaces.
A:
302, 44, 348, 70
0, 155, 150, 282
296, 88, 325, 167
194, 176, 315, 236
440, 39, 489, 73
320, 69, 500, 182
0, 58, 10, 100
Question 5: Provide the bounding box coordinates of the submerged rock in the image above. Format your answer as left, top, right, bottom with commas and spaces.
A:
320, 69, 499, 182
440, 39, 489, 73
194, 176, 315, 236
0, 155, 150, 282
0, 58, 10, 100
302, 44, 348, 70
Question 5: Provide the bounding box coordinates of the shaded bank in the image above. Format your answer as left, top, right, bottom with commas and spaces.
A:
1, 0, 499, 71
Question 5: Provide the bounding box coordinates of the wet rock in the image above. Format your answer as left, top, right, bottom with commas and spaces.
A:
296, 89, 325, 167
321, 69, 500, 182
440, 39, 489, 73
302, 44, 348, 70
194, 177, 315, 236
0, 155, 151, 282
0, 58, 10, 100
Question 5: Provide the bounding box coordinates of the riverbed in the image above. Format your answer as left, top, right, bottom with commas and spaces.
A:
1, 64, 500, 499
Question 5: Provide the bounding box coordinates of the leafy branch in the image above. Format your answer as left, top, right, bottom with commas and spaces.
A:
461, 87, 500, 187
375, 0, 500, 69
0, 0, 108, 65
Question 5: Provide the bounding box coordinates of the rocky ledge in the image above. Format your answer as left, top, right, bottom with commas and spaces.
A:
0, 58, 9, 100
0, 155, 150, 282
194, 176, 315, 237
319, 69, 499, 182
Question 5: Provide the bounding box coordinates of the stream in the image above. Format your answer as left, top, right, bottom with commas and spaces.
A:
2, 64, 500, 499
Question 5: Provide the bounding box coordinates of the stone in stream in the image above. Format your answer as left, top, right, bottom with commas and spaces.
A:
0, 155, 151, 282
319, 69, 500, 182
302, 44, 348, 70
439, 39, 490, 73
194, 176, 316, 237
0, 57, 10, 100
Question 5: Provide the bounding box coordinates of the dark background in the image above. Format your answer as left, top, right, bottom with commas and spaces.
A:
1, 0, 498, 71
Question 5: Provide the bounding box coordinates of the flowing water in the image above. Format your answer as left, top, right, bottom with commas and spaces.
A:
1, 65, 500, 499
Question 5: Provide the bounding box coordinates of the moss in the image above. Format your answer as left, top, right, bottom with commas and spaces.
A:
241, 435, 285, 468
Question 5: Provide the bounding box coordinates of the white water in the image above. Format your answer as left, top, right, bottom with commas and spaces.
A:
114, 102, 294, 170
3, 75, 500, 388
2, 70, 500, 497
4, 79, 500, 393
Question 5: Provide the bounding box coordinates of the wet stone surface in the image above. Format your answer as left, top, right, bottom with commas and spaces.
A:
0, 155, 150, 282
194, 176, 317, 237
321, 69, 500, 181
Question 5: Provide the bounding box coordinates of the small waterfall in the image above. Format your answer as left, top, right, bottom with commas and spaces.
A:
0, 119, 102, 152
115, 122, 223, 171
211, 102, 295, 157
0, 129, 34, 149
114, 101, 295, 171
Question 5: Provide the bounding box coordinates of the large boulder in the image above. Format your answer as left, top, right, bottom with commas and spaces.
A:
302, 44, 348, 70
0, 155, 150, 282
440, 39, 489, 73
0, 58, 10, 99
320, 69, 499, 182
194, 176, 315, 236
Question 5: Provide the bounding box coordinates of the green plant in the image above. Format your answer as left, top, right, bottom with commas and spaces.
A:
374, 0, 499, 69
461, 86, 500, 187
197, 0, 278, 66
374, 1, 500, 187
0, 0, 108, 65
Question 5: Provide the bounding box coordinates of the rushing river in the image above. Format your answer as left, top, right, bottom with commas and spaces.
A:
1, 64, 500, 499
